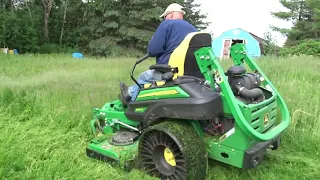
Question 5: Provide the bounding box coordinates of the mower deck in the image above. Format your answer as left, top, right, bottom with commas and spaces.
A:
86, 128, 281, 171
86, 131, 139, 170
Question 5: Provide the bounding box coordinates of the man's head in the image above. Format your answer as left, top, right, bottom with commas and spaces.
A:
160, 3, 185, 20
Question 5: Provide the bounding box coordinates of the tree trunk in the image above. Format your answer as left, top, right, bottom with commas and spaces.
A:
41, 0, 54, 43
60, 0, 68, 45
44, 13, 49, 42
25, 1, 33, 22
11, 0, 13, 12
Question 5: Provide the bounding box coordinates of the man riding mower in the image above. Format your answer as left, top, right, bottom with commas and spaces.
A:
85, 31, 290, 180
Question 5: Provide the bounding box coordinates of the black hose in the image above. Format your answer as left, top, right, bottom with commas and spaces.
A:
235, 85, 265, 101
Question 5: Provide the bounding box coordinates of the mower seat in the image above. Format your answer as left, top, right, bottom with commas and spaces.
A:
143, 32, 212, 89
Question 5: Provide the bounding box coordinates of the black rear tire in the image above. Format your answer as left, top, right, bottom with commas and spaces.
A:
137, 121, 208, 180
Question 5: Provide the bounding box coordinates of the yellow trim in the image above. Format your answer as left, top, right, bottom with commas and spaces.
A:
168, 32, 210, 79
137, 89, 179, 98
263, 113, 270, 126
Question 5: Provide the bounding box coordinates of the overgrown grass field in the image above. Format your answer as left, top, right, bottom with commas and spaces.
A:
0, 53, 319, 180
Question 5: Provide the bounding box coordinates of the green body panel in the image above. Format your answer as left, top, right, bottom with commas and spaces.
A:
135, 86, 190, 101
98, 101, 137, 125
205, 136, 245, 168
86, 43, 290, 170
90, 100, 139, 136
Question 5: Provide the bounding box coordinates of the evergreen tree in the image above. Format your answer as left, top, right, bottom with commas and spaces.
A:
306, 0, 320, 38
182, 0, 210, 30
270, 0, 319, 46
0, 0, 212, 55
81, 0, 164, 56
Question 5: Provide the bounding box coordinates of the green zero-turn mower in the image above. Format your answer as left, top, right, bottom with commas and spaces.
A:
86, 32, 290, 180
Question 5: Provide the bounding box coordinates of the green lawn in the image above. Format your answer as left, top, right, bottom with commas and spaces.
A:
0, 53, 319, 180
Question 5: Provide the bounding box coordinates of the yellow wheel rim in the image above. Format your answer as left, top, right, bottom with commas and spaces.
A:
164, 147, 176, 166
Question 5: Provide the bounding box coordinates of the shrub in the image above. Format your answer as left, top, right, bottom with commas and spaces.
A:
279, 39, 320, 57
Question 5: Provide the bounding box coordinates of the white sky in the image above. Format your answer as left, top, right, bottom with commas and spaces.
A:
194, 0, 293, 46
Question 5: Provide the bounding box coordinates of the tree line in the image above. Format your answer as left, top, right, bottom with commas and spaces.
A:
0, 0, 209, 56
0, 0, 319, 57
266, 0, 320, 56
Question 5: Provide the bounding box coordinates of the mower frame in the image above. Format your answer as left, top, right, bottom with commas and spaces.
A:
86, 33, 290, 179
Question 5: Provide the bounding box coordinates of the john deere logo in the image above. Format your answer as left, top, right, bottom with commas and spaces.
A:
134, 107, 146, 113
263, 113, 269, 126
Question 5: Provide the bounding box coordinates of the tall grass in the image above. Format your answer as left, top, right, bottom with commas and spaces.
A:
0, 53, 319, 179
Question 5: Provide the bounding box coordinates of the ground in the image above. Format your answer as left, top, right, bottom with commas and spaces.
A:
0, 53, 319, 179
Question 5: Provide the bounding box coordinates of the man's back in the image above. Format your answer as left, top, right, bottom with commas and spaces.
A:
147, 19, 197, 64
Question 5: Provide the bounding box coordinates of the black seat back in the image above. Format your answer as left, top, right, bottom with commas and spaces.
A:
168, 32, 212, 80
184, 33, 212, 79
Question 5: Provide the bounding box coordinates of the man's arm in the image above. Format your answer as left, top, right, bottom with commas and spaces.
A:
147, 21, 169, 57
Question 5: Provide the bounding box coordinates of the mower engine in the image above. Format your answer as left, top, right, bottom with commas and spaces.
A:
226, 65, 265, 104
202, 65, 267, 135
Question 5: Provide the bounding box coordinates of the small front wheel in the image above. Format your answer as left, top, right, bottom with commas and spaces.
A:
138, 121, 208, 180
